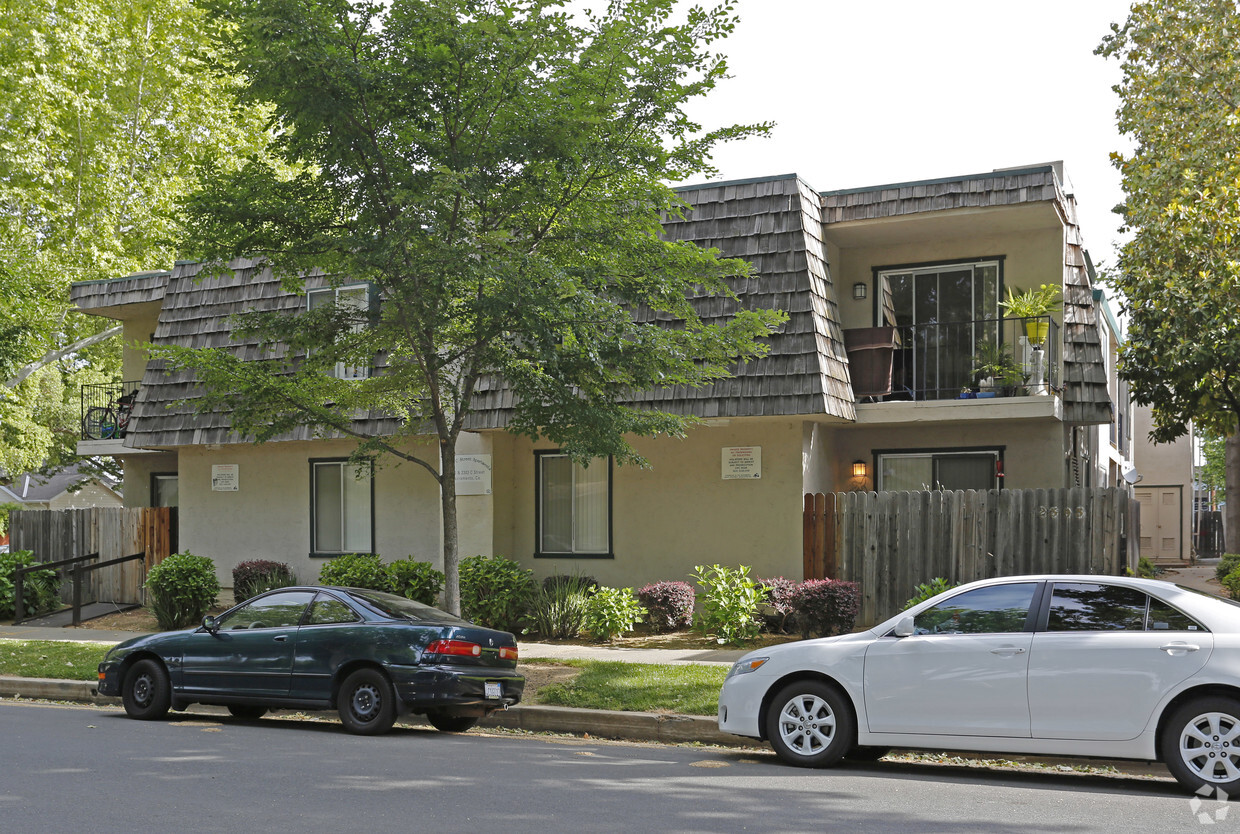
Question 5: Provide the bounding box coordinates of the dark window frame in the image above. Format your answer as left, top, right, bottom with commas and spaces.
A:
533, 450, 614, 559
872, 445, 1005, 492
309, 457, 376, 559
868, 255, 1006, 327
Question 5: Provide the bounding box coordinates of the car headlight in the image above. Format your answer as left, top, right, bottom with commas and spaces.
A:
726, 657, 768, 680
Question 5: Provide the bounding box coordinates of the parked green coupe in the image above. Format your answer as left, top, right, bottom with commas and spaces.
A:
97, 586, 524, 735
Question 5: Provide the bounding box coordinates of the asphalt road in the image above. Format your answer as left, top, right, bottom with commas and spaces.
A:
0, 700, 1221, 833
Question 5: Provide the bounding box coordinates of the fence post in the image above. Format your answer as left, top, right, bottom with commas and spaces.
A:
14, 570, 24, 622
72, 562, 83, 627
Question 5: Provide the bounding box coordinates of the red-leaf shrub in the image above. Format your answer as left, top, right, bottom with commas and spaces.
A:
757, 577, 800, 633
636, 580, 694, 632
791, 579, 861, 638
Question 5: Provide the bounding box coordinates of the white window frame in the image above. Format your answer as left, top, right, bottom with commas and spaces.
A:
307, 283, 372, 380
535, 452, 612, 558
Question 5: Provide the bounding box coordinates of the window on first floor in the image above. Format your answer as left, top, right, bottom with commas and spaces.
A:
877, 449, 1000, 491
311, 459, 373, 556
536, 452, 611, 557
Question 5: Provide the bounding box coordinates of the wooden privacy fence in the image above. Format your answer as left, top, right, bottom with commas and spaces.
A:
804, 488, 1137, 627
9, 507, 175, 606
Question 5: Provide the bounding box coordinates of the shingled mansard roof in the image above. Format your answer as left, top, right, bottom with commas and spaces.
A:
72, 164, 1112, 448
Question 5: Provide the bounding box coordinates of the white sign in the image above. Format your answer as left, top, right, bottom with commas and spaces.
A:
211, 464, 239, 492
722, 446, 762, 480
455, 454, 492, 495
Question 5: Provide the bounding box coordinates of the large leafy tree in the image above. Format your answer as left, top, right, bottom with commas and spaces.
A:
0, 0, 271, 472
166, 0, 783, 613
1099, 0, 1240, 538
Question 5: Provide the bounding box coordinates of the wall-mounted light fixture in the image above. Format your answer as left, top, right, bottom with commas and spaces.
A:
852, 459, 867, 479
852, 282, 868, 300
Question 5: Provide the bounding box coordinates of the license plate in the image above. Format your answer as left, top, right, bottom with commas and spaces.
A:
484, 681, 502, 699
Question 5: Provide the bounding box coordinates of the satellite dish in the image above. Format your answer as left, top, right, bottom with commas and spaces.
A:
1122, 465, 1142, 485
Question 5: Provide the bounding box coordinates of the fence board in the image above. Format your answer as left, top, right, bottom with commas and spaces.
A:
804, 487, 1136, 627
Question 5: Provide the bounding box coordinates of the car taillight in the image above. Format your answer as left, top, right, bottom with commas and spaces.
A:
498, 646, 518, 661
426, 639, 482, 657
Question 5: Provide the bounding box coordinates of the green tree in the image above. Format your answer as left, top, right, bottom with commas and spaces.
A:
1099, 0, 1240, 536
0, 0, 271, 471
163, 0, 783, 614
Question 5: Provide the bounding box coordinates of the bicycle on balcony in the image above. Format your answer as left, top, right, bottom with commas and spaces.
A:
82, 389, 137, 440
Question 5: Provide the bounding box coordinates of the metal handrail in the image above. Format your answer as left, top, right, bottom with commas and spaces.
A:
13, 552, 98, 624
70, 552, 146, 626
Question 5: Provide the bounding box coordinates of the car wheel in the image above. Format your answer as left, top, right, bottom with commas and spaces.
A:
765, 680, 854, 768
1163, 696, 1240, 794
426, 710, 479, 733
337, 668, 396, 735
845, 746, 891, 762
122, 659, 172, 720
227, 705, 269, 720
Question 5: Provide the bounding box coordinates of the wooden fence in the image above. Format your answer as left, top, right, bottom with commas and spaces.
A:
10, 507, 175, 606
804, 488, 1138, 627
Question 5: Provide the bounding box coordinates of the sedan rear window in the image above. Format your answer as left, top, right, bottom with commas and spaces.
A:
350, 590, 469, 625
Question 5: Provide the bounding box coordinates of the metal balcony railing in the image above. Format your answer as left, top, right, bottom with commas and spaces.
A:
80, 380, 141, 440
844, 316, 1060, 402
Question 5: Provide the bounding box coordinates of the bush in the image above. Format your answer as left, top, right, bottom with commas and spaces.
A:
232, 560, 297, 604
691, 564, 768, 644
791, 579, 860, 639
146, 552, 219, 631
1136, 556, 1157, 579
583, 586, 646, 641
459, 555, 534, 633
387, 558, 446, 606
1223, 566, 1240, 601
636, 580, 695, 632
529, 573, 594, 639
318, 553, 394, 592
757, 577, 800, 633
0, 550, 60, 620
1217, 554, 1240, 583
903, 577, 959, 611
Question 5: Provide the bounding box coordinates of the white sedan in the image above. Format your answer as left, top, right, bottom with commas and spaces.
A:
718, 574, 1240, 794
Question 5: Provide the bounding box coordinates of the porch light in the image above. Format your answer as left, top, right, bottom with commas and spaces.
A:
852, 282, 867, 300
852, 460, 867, 478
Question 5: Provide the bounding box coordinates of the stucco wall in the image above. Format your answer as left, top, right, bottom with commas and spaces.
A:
497, 418, 810, 589
121, 452, 178, 508
121, 306, 162, 382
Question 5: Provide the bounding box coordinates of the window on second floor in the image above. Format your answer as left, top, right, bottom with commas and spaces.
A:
307, 284, 372, 380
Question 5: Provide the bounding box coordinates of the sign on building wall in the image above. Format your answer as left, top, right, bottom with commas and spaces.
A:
722, 446, 762, 480
211, 464, 239, 492
455, 455, 492, 495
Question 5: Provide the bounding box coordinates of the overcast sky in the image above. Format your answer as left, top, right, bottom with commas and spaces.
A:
677, 0, 1135, 268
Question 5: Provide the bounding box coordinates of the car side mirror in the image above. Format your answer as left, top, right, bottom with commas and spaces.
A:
892, 615, 915, 638
201, 615, 220, 635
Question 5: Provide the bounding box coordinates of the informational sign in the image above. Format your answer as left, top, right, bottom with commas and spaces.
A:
722, 446, 762, 480
211, 464, 239, 492
455, 454, 492, 495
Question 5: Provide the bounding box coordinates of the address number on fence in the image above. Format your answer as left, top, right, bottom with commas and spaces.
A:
1039, 506, 1086, 519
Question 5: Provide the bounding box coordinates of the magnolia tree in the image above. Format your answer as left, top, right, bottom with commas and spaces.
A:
164, 0, 784, 614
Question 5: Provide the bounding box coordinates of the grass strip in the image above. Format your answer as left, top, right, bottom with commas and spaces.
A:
528, 659, 726, 716
0, 640, 108, 681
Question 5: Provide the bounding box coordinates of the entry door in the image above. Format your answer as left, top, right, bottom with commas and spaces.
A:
1136, 486, 1182, 561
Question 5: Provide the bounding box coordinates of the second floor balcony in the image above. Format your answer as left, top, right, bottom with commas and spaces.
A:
844, 316, 1060, 404
80, 380, 141, 442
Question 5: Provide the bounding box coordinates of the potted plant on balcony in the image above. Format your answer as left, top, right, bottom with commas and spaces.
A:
972, 342, 1026, 397
999, 283, 1061, 347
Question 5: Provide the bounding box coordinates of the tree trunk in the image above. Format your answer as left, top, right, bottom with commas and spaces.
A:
1227, 433, 1240, 555
439, 438, 461, 616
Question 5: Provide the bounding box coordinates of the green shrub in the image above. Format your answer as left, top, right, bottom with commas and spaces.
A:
903, 577, 959, 611
583, 586, 646, 641
386, 558, 445, 606
232, 560, 297, 603
460, 555, 534, 632
0, 550, 61, 620
691, 564, 768, 644
529, 573, 594, 639
1136, 556, 1157, 579
318, 553, 394, 591
791, 579, 860, 638
1217, 554, 1240, 583
1223, 566, 1240, 601
146, 552, 219, 631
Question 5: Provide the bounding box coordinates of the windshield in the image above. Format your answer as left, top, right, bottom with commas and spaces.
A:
349, 589, 470, 625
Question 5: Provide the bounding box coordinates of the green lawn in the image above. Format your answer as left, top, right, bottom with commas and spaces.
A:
528, 659, 727, 716
0, 640, 108, 680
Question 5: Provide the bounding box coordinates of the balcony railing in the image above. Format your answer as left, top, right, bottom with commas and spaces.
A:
844, 316, 1060, 402
80, 380, 141, 440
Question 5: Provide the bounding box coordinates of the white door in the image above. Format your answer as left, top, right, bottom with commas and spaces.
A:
863, 582, 1039, 737
1136, 486, 1182, 561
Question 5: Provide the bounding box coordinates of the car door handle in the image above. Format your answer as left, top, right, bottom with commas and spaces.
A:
1159, 643, 1199, 655
990, 647, 1026, 656
274, 635, 288, 642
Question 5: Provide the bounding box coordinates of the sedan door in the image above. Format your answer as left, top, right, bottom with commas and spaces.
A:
1028, 581, 1212, 741
864, 582, 1039, 737
181, 590, 315, 699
